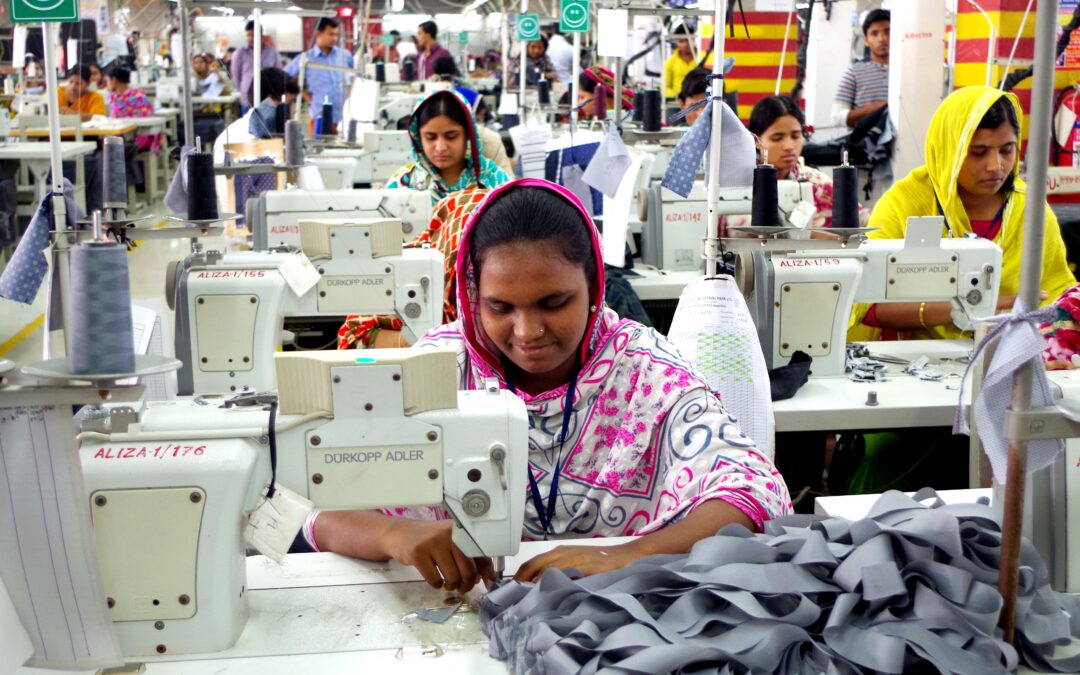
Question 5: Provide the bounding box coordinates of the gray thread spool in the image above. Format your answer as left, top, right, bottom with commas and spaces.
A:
285, 119, 305, 166
347, 119, 358, 143
102, 136, 127, 208
69, 241, 135, 375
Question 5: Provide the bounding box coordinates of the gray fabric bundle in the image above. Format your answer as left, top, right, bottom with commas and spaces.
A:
480, 489, 1080, 674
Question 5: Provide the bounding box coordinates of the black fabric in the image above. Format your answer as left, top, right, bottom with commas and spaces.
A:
768, 350, 812, 401
604, 265, 652, 328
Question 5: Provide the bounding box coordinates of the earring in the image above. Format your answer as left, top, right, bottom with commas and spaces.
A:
590, 305, 597, 312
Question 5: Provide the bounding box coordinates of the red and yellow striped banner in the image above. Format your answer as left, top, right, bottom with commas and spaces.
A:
704, 11, 799, 123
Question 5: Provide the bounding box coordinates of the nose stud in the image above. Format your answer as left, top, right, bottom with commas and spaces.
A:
537, 328, 545, 336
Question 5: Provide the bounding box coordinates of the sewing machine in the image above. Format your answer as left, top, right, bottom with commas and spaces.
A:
640, 181, 816, 271
77, 348, 529, 656
365, 62, 402, 83
248, 187, 431, 251
170, 217, 443, 395
378, 93, 424, 129
733, 216, 1001, 377
354, 130, 412, 183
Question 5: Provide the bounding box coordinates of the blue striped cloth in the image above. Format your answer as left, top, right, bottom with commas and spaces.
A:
835, 60, 889, 109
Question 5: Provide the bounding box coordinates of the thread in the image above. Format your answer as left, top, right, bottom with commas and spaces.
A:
347, 119, 358, 143
320, 99, 334, 137
285, 119, 305, 166
538, 79, 551, 105
632, 92, 644, 122
641, 89, 661, 132
832, 164, 859, 230
593, 85, 607, 120
69, 242, 135, 375
403, 60, 416, 81
750, 163, 780, 228
274, 102, 290, 135
186, 152, 218, 220
375, 62, 386, 83
101, 136, 127, 207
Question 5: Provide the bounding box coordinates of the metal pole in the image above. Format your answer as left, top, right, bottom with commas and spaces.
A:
253, 8, 262, 107
42, 22, 71, 359
501, 4, 510, 100
179, 0, 195, 145
703, 0, 727, 276
295, 53, 306, 121
571, 31, 581, 128
519, 0, 528, 120
613, 56, 622, 126
659, 21, 667, 125
997, 0, 1058, 645
776, 0, 794, 96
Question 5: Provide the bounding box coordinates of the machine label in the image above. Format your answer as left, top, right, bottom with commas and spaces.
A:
92, 444, 207, 460
270, 224, 299, 234
323, 449, 425, 463
194, 270, 267, 279
664, 211, 702, 223
325, 277, 385, 287
778, 258, 841, 268
893, 263, 952, 274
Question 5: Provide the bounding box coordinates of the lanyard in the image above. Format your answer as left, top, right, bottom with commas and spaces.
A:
507, 372, 578, 538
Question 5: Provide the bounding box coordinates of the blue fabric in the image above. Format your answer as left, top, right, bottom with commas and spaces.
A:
544, 143, 603, 216
662, 103, 711, 198
0, 182, 82, 304
234, 157, 277, 227
284, 46, 355, 125
248, 100, 277, 139
454, 86, 480, 109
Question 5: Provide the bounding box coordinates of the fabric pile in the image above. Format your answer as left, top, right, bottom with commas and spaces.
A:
480, 489, 1080, 674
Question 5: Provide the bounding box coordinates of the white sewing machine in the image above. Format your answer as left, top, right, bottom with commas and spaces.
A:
734, 217, 1001, 377
249, 186, 431, 250
354, 130, 412, 184
170, 218, 443, 395
77, 348, 528, 657
640, 181, 816, 271
378, 93, 424, 129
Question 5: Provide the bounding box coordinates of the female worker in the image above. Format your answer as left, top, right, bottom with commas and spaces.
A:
306, 179, 791, 591
852, 86, 1075, 340
386, 89, 510, 203
727, 95, 866, 232
575, 65, 634, 121
513, 37, 558, 85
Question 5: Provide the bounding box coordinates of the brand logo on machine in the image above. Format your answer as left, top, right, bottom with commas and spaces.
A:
894, 264, 951, 274
270, 225, 299, 234
322, 449, 426, 463
325, 277, 385, 287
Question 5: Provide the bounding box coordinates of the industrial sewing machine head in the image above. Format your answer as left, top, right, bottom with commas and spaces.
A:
732, 216, 1002, 377
169, 217, 443, 395
250, 185, 430, 250
641, 181, 816, 271
77, 348, 528, 657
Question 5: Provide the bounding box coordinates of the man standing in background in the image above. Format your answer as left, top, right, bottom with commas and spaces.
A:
232, 20, 281, 110
832, 8, 890, 128
543, 22, 573, 83
285, 17, 354, 131
416, 20, 451, 80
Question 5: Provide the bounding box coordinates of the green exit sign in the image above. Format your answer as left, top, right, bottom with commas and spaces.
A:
10, 0, 79, 23
560, 0, 589, 33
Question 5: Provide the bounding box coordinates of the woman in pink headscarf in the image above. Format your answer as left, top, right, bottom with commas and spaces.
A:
302, 179, 791, 592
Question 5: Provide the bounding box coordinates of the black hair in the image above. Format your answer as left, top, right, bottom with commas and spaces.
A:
248, 67, 290, 104
285, 77, 300, 96
246, 20, 255, 31
678, 67, 709, 102
530, 36, 549, 51
862, 9, 890, 35
419, 20, 438, 40
976, 97, 1020, 193
316, 17, 340, 32
579, 71, 597, 93
88, 62, 101, 74
747, 95, 805, 137
469, 187, 597, 287
415, 90, 471, 131
109, 66, 132, 84
67, 64, 92, 82
433, 55, 458, 78
390, 29, 401, 38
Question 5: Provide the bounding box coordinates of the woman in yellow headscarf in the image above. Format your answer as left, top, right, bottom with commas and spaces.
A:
850, 85, 1075, 341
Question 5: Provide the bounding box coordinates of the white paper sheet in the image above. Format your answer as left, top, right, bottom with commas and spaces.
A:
508, 123, 553, 179
601, 153, 642, 266
0, 406, 122, 668
0, 576, 33, 673
12, 26, 26, 72
666, 278, 775, 460
597, 9, 629, 58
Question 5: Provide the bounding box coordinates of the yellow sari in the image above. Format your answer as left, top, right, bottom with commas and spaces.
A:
849, 86, 1075, 341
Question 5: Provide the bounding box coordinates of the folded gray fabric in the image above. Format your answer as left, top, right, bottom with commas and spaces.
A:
164, 145, 195, 214
480, 489, 1080, 674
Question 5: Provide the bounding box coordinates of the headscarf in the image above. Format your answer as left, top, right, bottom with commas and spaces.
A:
583, 65, 634, 111
850, 86, 1075, 341
399, 178, 790, 539
385, 89, 510, 203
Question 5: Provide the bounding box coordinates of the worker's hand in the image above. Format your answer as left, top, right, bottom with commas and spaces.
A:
995, 291, 1049, 313
384, 519, 494, 592
513, 544, 638, 584
864, 100, 887, 113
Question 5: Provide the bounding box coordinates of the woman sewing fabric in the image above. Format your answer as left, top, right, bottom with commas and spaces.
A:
306, 179, 791, 591
385, 89, 510, 203
574, 65, 634, 121
851, 85, 1075, 341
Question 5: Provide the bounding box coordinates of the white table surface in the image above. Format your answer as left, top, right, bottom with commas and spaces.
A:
0, 140, 96, 159
774, 339, 973, 432
626, 266, 701, 301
